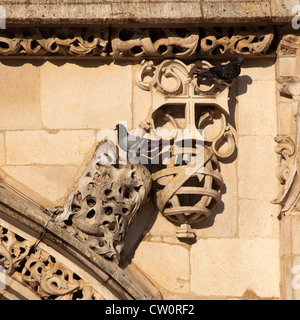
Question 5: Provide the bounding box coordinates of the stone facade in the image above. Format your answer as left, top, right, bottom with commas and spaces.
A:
0, 0, 300, 300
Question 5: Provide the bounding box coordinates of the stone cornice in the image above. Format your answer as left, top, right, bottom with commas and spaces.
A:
1, 1, 298, 26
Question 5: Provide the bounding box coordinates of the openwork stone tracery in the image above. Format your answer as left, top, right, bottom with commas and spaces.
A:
136, 59, 236, 239
54, 154, 152, 264
0, 226, 103, 300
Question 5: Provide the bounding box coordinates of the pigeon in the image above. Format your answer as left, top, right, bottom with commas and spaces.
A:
115, 124, 150, 163
194, 57, 244, 86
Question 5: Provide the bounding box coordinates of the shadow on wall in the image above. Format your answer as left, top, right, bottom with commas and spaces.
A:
228, 74, 253, 131
0, 58, 131, 69
122, 198, 158, 266
122, 183, 227, 257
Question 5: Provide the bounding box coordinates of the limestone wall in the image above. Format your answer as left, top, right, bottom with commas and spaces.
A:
0, 57, 281, 299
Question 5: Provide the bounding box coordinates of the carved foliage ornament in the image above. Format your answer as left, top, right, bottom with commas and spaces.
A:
137, 59, 236, 239
112, 26, 273, 58
0, 27, 109, 56
0, 26, 274, 57
0, 226, 103, 300
54, 155, 152, 264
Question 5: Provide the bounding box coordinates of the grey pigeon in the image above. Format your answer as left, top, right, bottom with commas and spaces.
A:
195, 57, 244, 86
115, 124, 150, 163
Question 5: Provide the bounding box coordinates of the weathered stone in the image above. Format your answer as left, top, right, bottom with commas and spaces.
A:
1, 165, 80, 204
240, 59, 275, 81
194, 161, 238, 238
238, 199, 280, 238
190, 238, 280, 298
202, 0, 272, 23
0, 133, 4, 166
237, 79, 277, 136
133, 242, 189, 293
0, 62, 41, 130
40, 61, 132, 130
148, 212, 178, 238
238, 136, 278, 201
5, 130, 95, 165
2, 0, 295, 25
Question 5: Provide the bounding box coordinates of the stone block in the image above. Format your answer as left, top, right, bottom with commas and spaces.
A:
148, 211, 178, 238
238, 136, 278, 201
40, 61, 132, 130
240, 59, 275, 81
133, 242, 189, 293
0, 133, 4, 166
237, 80, 277, 136
0, 62, 41, 130
5, 130, 95, 165
290, 216, 300, 255
238, 199, 280, 238
278, 102, 295, 136
277, 56, 296, 77
132, 84, 152, 129
281, 255, 300, 300
194, 161, 237, 238
270, 0, 299, 21
1, 165, 80, 205
190, 238, 280, 297
202, 1, 271, 22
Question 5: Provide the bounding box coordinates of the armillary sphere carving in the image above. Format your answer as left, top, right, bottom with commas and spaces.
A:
137, 59, 236, 239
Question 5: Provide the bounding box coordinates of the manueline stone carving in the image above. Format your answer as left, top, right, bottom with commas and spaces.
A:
0, 226, 103, 300
272, 135, 296, 208
111, 28, 199, 59
0, 27, 109, 56
200, 26, 274, 56
0, 26, 274, 58
277, 34, 300, 56
55, 148, 152, 263
137, 59, 236, 239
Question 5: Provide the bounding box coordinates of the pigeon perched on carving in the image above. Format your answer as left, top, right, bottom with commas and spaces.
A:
194, 57, 244, 86
115, 124, 150, 163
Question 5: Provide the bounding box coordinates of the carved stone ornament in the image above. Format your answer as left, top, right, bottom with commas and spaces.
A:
0, 27, 109, 56
54, 150, 152, 264
0, 226, 103, 300
277, 34, 300, 57
137, 59, 236, 239
112, 26, 274, 58
272, 135, 296, 208
273, 35, 300, 214
0, 25, 274, 58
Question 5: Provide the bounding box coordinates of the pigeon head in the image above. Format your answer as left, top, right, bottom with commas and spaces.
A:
115, 123, 128, 136
236, 57, 244, 65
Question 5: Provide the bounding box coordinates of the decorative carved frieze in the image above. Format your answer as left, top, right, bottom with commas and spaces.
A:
136, 59, 236, 239
0, 25, 275, 58
199, 25, 274, 56
0, 27, 109, 56
54, 153, 152, 263
111, 28, 199, 59
0, 226, 103, 300
113, 26, 274, 59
